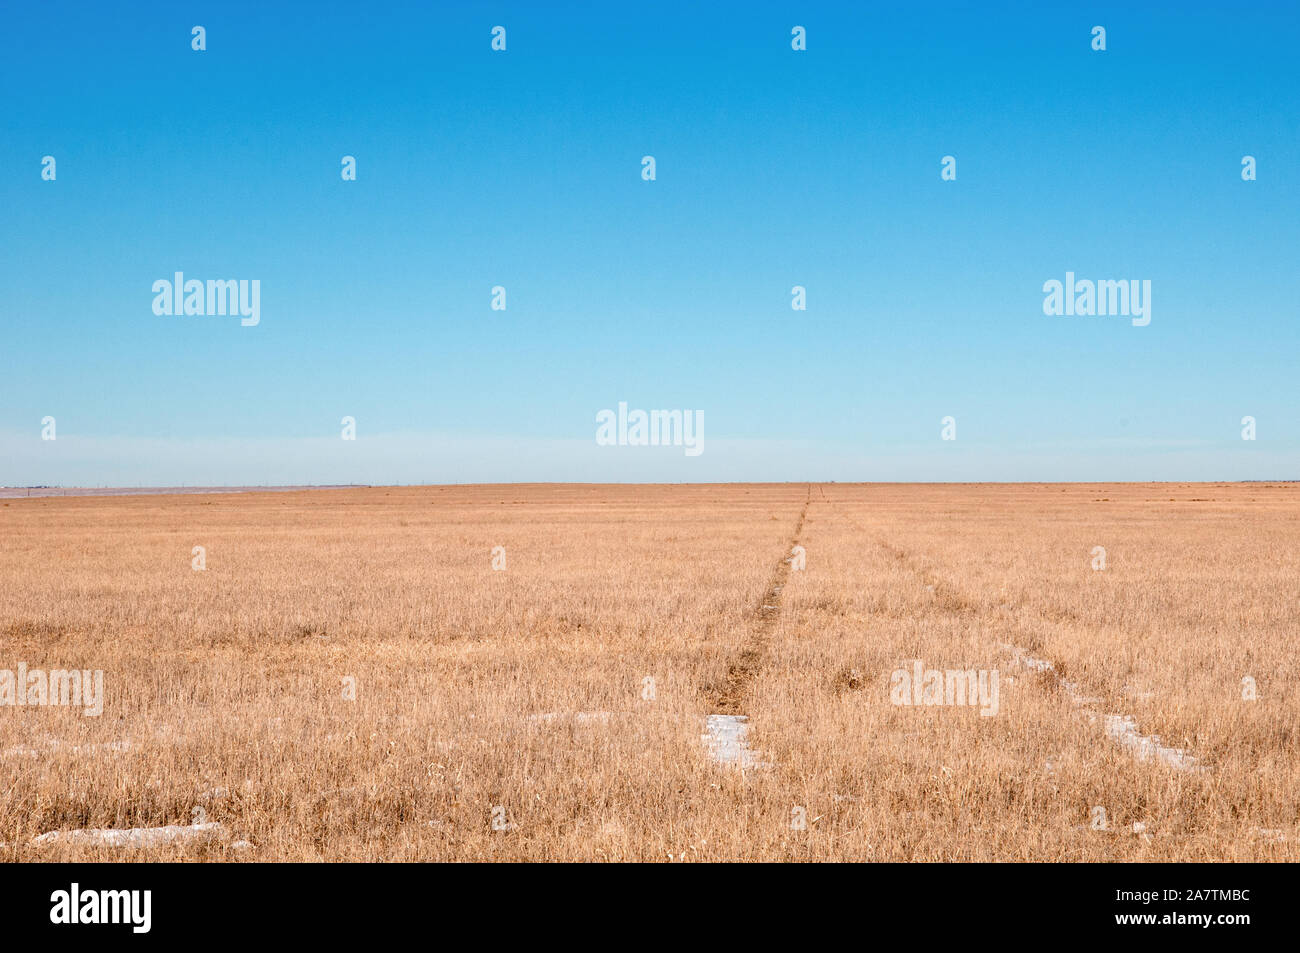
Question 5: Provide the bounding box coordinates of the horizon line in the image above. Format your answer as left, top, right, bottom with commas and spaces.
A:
3, 479, 1298, 501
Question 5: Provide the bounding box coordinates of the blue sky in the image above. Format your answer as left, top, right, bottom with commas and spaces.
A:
2, 1, 1297, 484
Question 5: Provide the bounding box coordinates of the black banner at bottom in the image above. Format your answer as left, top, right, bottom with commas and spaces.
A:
0, 862, 1284, 942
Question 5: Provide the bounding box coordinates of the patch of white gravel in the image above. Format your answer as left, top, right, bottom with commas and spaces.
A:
1249, 828, 1287, 843
1001, 644, 1204, 774
1101, 714, 1201, 772
702, 714, 769, 769
29, 822, 229, 849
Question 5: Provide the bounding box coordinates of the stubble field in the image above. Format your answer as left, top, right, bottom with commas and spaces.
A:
1, 482, 1296, 861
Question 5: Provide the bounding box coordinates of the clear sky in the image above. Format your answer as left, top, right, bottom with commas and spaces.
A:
2, 1, 1297, 485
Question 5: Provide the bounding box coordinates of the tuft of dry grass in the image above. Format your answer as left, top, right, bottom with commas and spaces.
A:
1, 482, 1296, 861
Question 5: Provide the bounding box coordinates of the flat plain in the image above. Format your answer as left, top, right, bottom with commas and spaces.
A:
1, 482, 1296, 861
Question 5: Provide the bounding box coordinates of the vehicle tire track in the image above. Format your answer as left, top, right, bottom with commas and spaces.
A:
703, 486, 810, 717
822, 492, 1206, 773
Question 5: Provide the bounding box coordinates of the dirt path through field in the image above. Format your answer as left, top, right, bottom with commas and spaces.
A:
703, 485, 811, 717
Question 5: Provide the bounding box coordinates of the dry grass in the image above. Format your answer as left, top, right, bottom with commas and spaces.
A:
1, 482, 1296, 861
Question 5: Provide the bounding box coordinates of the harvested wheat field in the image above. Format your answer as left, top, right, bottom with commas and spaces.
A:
1, 482, 1297, 861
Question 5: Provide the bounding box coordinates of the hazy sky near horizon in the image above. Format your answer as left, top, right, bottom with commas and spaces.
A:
2, 1, 1298, 485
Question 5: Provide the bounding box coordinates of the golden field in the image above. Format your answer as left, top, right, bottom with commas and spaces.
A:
0, 482, 1297, 861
